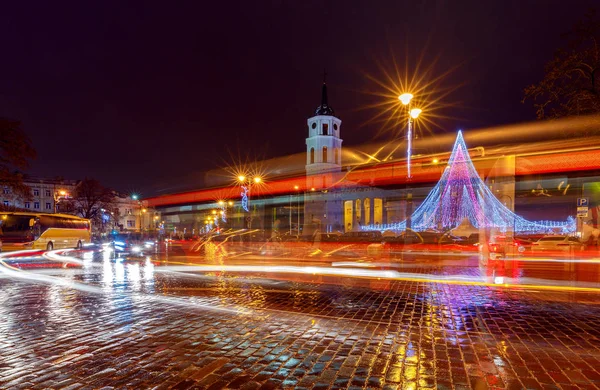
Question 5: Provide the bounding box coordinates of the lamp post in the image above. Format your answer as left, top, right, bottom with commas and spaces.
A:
294, 185, 300, 236
237, 175, 263, 229
54, 190, 69, 213
130, 194, 145, 232
398, 93, 422, 232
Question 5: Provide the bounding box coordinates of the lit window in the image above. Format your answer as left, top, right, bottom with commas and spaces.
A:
3, 200, 9, 206
45, 190, 51, 197
310, 148, 315, 164
322, 146, 328, 163
33, 189, 40, 196
34, 202, 40, 209
127, 220, 136, 228
46, 202, 51, 210
25, 202, 31, 209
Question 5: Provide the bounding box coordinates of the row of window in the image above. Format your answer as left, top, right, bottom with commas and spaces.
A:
2, 188, 65, 197
309, 146, 340, 164
2, 201, 52, 210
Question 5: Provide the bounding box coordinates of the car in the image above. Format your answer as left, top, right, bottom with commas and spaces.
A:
532, 235, 586, 252
106, 234, 156, 257
484, 235, 531, 260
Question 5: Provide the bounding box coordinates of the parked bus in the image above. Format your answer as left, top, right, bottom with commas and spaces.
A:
0, 212, 91, 252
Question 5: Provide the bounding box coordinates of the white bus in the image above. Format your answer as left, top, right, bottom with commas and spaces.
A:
0, 212, 91, 252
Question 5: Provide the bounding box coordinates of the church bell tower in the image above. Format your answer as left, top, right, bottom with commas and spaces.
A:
305, 78, 343, 180
303, 77, 344, 234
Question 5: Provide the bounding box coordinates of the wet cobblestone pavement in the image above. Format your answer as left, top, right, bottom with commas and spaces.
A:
1, 254, 600, 389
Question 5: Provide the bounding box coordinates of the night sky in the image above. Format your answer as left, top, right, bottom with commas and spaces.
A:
1, 1, 596, 196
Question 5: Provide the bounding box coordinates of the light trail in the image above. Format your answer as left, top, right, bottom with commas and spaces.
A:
498, 257, 600, 263
150, 264, 600, 293
0, 250, 250, 315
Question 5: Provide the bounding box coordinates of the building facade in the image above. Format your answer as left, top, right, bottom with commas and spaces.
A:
1, 177, 79, 213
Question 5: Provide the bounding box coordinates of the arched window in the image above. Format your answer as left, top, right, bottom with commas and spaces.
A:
334, 148, 339, 164
322, 146, 328, 163
323, 123, 329, 135
310, 148, 315, 164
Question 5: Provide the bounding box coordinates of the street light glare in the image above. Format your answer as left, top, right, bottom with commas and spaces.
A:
228, 201, 234, 206
59, 190, 67, 196
294, 185, 299, 190
131, 194, 139, 200
237, 175, 246, 182
253, 177, 262, 184
410, 108, 422, 119
399, 93, 413, 105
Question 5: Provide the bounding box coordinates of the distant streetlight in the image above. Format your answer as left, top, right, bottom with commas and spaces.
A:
294, 185, 301, 236
54, 190, 69, 213
237, 174, 264, 228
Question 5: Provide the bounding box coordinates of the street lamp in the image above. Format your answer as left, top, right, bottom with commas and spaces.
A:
54, 190, 69, 213
399, 93, 422, 233
131, 194, 144, 232
237, 175, 264, 228
294, 185, 300, 236
398, 93, 422, 179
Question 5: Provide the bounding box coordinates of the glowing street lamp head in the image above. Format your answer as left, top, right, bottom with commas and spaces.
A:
410, 108, 422, 119
212, 210, 217, 215
294, 185, 299, 190
237, 175, 246, 183
59, 190, 67, 196
253, 177, 262, 184
399, 93, 413, 105
218, 200, 224, 206
228, 201, 234, 206
131, 194, 139, 200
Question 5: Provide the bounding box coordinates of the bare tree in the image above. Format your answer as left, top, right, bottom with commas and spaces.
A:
64, 179, 116, 222
0, 118, 37, 198
523, 10, 600, 125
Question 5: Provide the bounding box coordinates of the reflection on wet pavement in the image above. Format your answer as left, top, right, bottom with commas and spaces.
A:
0, 249, 599, 389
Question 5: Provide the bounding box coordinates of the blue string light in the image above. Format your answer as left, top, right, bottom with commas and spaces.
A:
241, 185, 249, 212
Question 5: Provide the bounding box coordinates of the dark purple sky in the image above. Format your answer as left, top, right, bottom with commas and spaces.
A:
0, 1, 595, 196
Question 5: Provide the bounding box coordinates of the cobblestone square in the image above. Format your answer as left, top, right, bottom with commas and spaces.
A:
1, 254, 599, 389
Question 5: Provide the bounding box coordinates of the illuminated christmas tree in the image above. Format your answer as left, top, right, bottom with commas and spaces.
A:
364, 131, 575, 233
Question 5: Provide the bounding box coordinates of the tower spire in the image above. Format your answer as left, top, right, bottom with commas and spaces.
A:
315, 71, 334, 116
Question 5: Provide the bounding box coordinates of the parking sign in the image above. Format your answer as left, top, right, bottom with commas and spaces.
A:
577, 198, 589, 207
